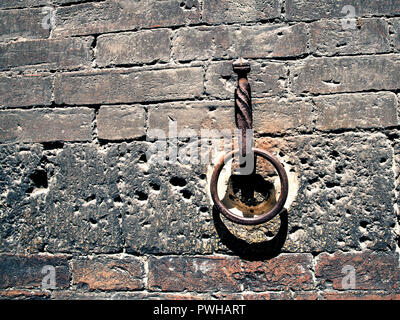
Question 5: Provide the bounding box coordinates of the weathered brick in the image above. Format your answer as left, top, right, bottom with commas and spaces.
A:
71, 256, 144, 291
173, 23, 308, 61
0, 0, 48, 9
392, 18, 400, 52
215, 292, 291, 300
254, 98, 314, 134
54, 67, 203, 105
0, 108, 94, 143
0, 74, 52, 108
148, 256, 243, 292
148, 254, 314, 292
0, 289, 50, 300
0, 8, 50, 41
239, 254, 314, 291
286, 0, 400, 21
97, 105, 146, 141
0, 254, 70, 289
147, 98, 313, 136
54, 0, 201, 37
314, 92, 398, 131
96, 30, 171, 67
309, 18, 391, 56
321, 291, 400, 300
291, 55, 400, 94
205, 61, 286, 99
0, 37, 93, 71
315, 251, 399, 290
112, 292, 211, 300
203, 0, 280, 24
148, 100, 234, 136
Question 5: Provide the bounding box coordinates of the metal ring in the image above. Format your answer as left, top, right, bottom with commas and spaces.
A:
210, 148, 289, 225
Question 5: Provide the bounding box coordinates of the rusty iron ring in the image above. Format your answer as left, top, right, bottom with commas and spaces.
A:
210, 148, 289, 225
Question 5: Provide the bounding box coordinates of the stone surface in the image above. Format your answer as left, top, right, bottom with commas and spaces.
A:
0, 37, 93, 71
96, 30, 171, 67
54, 67, 204, 105
0, 108, 94, 143
0, 144, 124, 254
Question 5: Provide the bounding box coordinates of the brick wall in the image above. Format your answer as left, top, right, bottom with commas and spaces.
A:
0, 0, 400, 300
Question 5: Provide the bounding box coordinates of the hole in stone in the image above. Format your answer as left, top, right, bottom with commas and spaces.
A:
199, 174, 206, 180
138, 153, 147, 163
224, 173, 277, 217
150, 182, 161, 191
170, 176, 187, 187
29, 169, 48, 190
89, 217, 97, 225
200, 206, 208, 213
135, 190, 148, 201
360, 235, 370, 243
42, 141, 64, 150
180, 189, 192, 200
113, 194, 122, 203
359, 220, 368, 228
85, 194, 96, 202
331, 150, 339, 158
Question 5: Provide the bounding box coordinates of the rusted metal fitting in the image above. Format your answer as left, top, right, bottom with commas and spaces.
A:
209, 58, 289, 225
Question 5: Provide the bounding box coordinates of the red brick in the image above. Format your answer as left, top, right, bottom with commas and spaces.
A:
315, 251, 399, 290
148, 256, 242, 292
71, 256, 145, 291
148, 254, 314, 292
0, 108, 94, 143
321, 291, 400, 300
0, 289, 50, 300
240, 254, 314, 291
215, 292, 291, 300
0, 254, 70, 289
